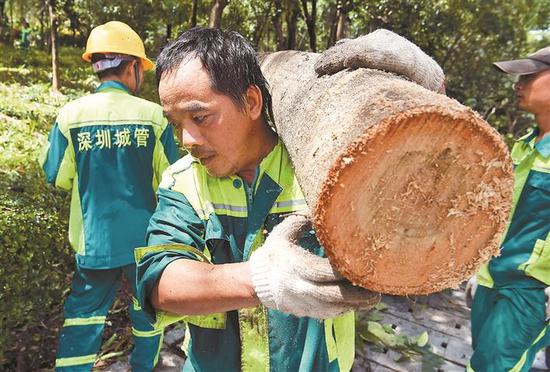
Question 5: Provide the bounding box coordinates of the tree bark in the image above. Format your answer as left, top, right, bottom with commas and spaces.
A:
273, 0, 285, 50
260, 51, 513, 295
166, 23, 172, 42
0, 0, 5, 40
208, 0, 227, 29
326, 1, 338, 48
191, 0, 198, 28
39, 5, 45, 49
300, 0, 317, 52
286, 1, 299, 50
48, 0, 60, 92
335, 0, 351, 41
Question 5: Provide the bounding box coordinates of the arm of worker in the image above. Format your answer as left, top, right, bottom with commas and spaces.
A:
39, 116, 75, 190
151, 259, 260, 315
315, 28, 445, 93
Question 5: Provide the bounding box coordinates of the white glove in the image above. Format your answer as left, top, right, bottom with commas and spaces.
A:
315, 29, 445, 93
250, 214, 380, 319
465, 276, 478, 308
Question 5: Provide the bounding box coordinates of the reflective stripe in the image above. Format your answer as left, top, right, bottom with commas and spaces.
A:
132, 296, 141, 311
532, 164, 550, 173
212, 203, 247, 212
270, 198, 308, 214
135, 243, 211, 264
275, 199, 306, 208
466, 362, 475, 372
63, 316, 106, 327
510, 322, 548, 372
132, 327, 164, 337
55, 354, 97, 367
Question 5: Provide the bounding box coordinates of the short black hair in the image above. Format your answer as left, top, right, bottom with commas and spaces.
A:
156, 27, 274, 124
91, 53, 133, 80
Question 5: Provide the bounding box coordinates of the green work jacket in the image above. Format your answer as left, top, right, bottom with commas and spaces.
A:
40, 81, 180, 269
136, 140, 355, 372
478, 129, 550, 288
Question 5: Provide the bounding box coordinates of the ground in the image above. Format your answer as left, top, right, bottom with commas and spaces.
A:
94, 286, 549, 372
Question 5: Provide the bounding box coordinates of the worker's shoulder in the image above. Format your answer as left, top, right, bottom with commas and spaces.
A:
56, 92, 166, 129
159, 154, 201, 191
55, 95, 94, 132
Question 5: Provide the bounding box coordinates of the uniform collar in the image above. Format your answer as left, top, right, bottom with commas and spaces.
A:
518, 128, 550, 158
95, 80, 131, 94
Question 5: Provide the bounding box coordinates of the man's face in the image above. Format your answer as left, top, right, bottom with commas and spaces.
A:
159, 58, 255, 178
514, 69, 550, 114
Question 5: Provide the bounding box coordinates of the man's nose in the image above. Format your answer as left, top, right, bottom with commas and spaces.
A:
181, 126, 203, 149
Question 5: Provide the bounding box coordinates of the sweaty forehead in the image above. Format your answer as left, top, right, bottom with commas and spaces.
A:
158, 58, 213, 108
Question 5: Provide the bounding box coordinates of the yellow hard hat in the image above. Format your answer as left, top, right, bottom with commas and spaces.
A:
82, 21, 154, 71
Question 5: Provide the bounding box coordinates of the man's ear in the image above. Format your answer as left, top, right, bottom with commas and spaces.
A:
245, 85, 263, 121
126, 59, 137, 77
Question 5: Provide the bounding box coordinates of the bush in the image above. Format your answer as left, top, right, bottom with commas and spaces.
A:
0, 80, 73, 368
0, 45, 77, 369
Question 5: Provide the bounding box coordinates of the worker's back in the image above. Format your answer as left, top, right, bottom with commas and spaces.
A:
41, 80, 179, 269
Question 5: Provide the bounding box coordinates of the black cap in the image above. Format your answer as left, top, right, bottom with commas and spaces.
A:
493, 47, 550, 75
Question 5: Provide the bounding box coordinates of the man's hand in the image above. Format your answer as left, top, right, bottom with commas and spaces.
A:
250, 215, 380, 319
315, 29, 445, 93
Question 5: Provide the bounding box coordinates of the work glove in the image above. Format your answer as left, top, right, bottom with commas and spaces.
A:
250, 214, 380, 319
464, 276, 478, 308
315, 28, 445, 93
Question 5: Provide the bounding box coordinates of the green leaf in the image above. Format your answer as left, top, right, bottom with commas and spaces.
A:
374, 302, 389, 311
416, 331, 429, 347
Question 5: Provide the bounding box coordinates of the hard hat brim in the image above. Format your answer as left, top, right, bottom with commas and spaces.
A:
82, 51, 154, 71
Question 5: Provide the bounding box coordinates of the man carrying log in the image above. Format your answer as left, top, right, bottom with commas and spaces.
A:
134, 27, 382, 372
135, 27, 453, 371
467, 47, 550, 371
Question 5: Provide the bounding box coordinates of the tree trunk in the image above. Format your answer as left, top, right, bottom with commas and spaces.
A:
252, 1, 272, 47
260, 51, 513, 295
273, 0, 285, 50
7, 0, 12, 44
300, 0, 317, 52
326, 2, 338, 48
208, 0, 227, 29
0, 0, 4, 35
286, 1, 299, 50
48, 0, 60, 92
166, 23, 172, 42
191, 0, 198, 28
39, 2, 47, 49
335, 0, 350, 41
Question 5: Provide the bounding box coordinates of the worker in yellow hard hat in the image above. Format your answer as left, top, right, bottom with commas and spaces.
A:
82, 20, 155, 95
40, 21, 180, 371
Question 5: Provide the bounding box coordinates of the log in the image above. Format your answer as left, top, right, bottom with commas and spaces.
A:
260, 51, 514, 295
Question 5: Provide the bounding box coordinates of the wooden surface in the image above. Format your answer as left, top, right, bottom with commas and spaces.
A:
353, 286, 549, 372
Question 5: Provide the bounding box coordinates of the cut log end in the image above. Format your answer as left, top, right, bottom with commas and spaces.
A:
314, 107, 513, 295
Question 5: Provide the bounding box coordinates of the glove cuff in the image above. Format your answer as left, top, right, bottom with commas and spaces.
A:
250, 255, 277, 309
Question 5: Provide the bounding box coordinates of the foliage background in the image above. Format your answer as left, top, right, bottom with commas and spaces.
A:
0, 0, 549, 370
